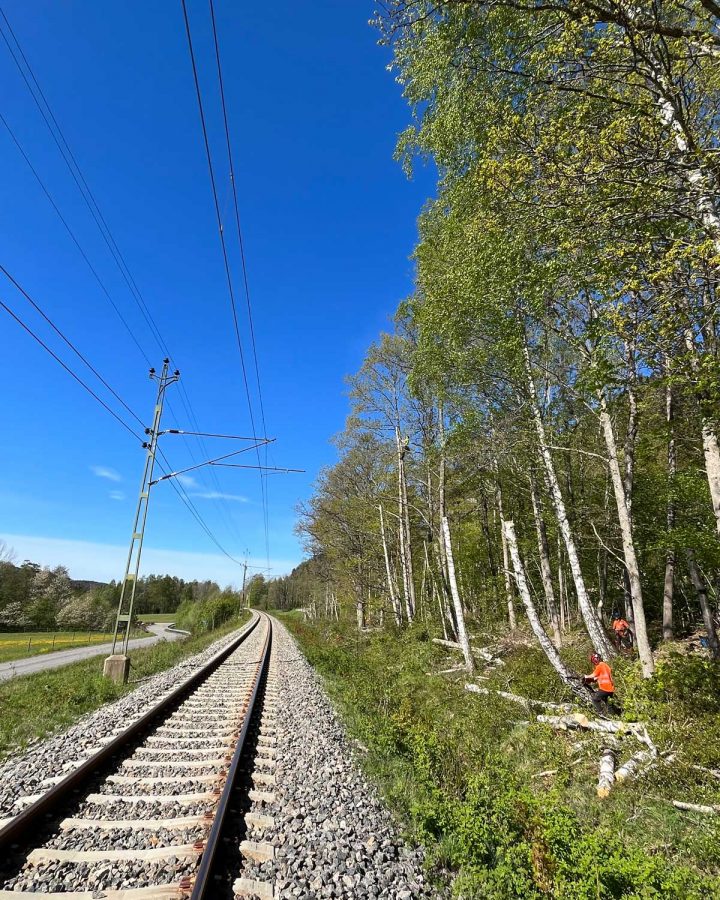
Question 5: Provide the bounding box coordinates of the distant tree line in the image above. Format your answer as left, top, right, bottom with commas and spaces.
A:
246, 562, 321, 613
0, 544, 238, 632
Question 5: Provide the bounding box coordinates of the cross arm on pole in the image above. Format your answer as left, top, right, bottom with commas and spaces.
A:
149, 439, 276, 486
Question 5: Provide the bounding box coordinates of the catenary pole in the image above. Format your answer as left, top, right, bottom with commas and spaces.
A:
104, 359, 179, 681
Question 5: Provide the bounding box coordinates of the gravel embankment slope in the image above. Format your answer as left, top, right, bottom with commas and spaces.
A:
236, 617, 440, 898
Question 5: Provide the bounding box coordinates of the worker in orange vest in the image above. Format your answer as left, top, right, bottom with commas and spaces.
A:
583, 653, 616, 717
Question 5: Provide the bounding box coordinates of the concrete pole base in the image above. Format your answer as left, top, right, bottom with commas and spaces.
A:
103, 654, 130, 683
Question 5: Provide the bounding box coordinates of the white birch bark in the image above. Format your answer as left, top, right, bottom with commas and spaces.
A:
495, 473, 517, 629
395, 427, 416, 622
597, 747, 616, 799
529, 472, 562, 647
616, 751, 655, 784
663, 380, 675, 640
379, 505, 402, 627
651, 62, 720, 536
597, 396, 654, 676
441, 515, 474, 673
522, 341, 614, 657
682, 329, 720, 537
503, 519, 590, 701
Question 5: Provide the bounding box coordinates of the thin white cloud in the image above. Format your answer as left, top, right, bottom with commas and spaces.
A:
91, 465, 122, 483
109, 490, 125, 501
177, 474, 198, 488
0, 533, 298, 585
191, 491, 248, 503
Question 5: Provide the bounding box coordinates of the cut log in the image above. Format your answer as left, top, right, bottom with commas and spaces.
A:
597, 747, 616, 798
672, 800, 720, 815
464, 684, 574, 713
427, 665, 466, 676
536, 713, 653, 745
432, 637, 503, 664
615, 750, 655, 783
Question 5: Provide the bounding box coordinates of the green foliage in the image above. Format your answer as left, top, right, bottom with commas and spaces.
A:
282, 615, 720, 897
174, 591, 242, 634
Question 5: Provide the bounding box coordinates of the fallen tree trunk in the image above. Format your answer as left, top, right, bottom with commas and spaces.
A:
433, 637, 504, 665
503, 519, 590, 702
615, 750, 655, 784
537, 714, 655, 752
597, 747, 616, 798
672, 800, 720, 815
464, 683, 575, 713
427, 665, 466, 676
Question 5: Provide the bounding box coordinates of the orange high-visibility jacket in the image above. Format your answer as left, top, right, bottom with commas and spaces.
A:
592, 662, 615, 692
612, 619, 629, 632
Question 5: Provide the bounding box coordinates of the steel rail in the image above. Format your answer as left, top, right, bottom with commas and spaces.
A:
0, 611, 261, 854
188, 613, 272, 899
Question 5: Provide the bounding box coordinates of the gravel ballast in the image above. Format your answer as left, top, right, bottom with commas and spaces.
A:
0, 621, 253, 818
235, 617, 440, 898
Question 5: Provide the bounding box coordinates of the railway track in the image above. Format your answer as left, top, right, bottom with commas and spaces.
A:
0, 611, 279, 900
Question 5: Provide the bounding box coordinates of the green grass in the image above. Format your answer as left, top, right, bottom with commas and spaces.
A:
135, 613, 177, 623
0, 630, 149, 664
0, 610, 251, 760
278, 614, 720, 899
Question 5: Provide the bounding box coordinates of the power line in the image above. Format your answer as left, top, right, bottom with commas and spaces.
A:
182, 0, 272, 571
207, 0, 272, 573
0, 295, 142, 442
1, 287, 246, 574
208, 0, 267, 440
2, 6, 267, 568
0, 264, 147, 431
0, 6, 169, 359
180, 0, 257, 437
155, 448, 245, 567
180, 0, 272, 554
0, 8, 245, 546
0, 110, 152, 366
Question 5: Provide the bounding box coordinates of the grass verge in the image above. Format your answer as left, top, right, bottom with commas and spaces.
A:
0, 631, 148, 664
136, 614, 177, 623
0, 611, 251, 760
277, 614, 720, 899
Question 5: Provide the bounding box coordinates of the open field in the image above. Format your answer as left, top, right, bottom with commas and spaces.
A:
0, 610, 251, 759
0, 631, 149, 664
135, 613, 176, 623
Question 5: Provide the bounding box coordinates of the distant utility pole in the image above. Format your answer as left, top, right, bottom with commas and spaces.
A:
104, 359, 179, 683
242, 559, 249, 608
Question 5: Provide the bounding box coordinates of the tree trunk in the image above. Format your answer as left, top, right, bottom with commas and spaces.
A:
701, 423, 720, 539
426, 540, 449, 640
529, 471, 562, 647
663, 380, 675, 641
395, 427, 416, 622
522, 340, 614, 658
598, 396, 654, 676
558, 532, 567, 632
379, 504, 402, 627
686, 550, 720, 661
356, 590, 365, 632
441, 516, 474, 673
431, 537, 457, 640
495, 471, 517, 629
503, 519, 589, 701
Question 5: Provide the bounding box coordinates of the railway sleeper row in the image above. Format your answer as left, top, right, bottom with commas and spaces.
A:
0, 612, 277, 899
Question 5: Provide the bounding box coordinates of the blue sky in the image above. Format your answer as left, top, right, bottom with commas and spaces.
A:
0, 1, 433, 586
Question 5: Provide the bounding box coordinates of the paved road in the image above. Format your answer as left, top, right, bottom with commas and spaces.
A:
0, 623, 186, 682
